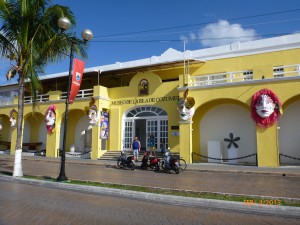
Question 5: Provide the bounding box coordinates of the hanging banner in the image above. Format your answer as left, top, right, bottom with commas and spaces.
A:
100, 112, 109, 139
69, 58, 85, 104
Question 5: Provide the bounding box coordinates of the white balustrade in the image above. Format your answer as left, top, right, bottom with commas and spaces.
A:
61, 88, 93, 100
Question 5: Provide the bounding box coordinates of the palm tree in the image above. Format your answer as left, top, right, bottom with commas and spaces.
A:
0, 0, 87, 177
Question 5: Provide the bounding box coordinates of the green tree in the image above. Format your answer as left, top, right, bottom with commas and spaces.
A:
0, 0, 87, 176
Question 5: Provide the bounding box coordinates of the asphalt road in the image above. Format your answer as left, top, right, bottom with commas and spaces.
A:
0, 180, 299, 225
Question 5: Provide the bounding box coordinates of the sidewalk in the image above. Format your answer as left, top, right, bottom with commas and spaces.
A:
19, 155, 300, 177
1, 153, 300, 176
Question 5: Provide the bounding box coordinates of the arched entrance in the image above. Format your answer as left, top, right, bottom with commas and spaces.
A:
123, 106, 168, 152
199, 103, 256, 164
278, 99, 300, 165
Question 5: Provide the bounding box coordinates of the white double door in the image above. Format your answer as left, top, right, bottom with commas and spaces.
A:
123, 117, 168, 151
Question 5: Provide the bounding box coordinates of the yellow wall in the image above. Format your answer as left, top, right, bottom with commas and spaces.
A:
187, 48, 300, 167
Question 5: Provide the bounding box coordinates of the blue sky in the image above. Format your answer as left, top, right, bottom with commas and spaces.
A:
1, 0, 300, 84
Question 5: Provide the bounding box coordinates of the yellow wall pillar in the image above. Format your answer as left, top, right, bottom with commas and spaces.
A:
179, 120, 193, 163
46, 127, 60, 157
109, 107, 121, 151
91, 125, 101, 159
256, 125, 279, 167
90, 85, 110, 159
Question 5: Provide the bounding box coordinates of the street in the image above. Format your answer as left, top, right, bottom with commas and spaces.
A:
0, 180, 299, 225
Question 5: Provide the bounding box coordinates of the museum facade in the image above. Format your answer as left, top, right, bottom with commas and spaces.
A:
0, 33, 300, 167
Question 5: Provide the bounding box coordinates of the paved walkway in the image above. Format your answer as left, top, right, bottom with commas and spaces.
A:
8, 154, 300, 176
1, 155, 300, 200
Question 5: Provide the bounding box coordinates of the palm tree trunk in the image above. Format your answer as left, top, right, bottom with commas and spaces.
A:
13, 75, 25, 177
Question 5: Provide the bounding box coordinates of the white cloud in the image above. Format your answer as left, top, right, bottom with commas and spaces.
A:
200, 20, 257, 47
181, 20, 258, 47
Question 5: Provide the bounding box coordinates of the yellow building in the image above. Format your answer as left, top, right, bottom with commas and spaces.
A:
0, 33, 300, 167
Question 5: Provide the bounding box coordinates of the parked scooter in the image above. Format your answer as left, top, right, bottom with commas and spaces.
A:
117, 151, 135, 170
161, 152, 180, 174
140, 151, 160, 171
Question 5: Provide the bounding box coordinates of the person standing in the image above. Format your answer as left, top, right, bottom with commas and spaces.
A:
160, 140, 166, 154
149, 132, 156, 156
131, 136, 141, 161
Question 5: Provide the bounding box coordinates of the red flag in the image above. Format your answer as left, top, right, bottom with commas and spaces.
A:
69, 58, 85, 104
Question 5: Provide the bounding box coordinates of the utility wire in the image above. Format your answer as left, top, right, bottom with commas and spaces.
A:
91, 32, 294, 43
94, 8, 300, 38
93, 17, 300, 40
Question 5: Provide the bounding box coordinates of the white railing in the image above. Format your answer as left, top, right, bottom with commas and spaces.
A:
61, 88, 93, 100
24, 94, 49, 103
273, 64, 300, 78
1, 88, 94, 106
189, 70, 253, 87
0, 97, 14, 106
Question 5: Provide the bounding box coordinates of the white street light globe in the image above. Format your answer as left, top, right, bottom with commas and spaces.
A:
58, 17, 71, 31
81, 29, 93, 41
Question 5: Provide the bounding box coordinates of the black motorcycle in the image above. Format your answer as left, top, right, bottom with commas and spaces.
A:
161, 152, 180, 174
117, 151, 135, 170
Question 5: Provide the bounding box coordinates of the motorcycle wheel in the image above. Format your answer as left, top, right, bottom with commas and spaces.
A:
161, 161, 166, 170
154, 163, 160, 171
117, 159, 124, 168
141, 163, 147, 170
129, 162, 135, 170
174, 165, 180, 174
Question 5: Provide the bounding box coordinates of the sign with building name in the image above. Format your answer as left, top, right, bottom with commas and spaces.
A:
111, 96, 179, 105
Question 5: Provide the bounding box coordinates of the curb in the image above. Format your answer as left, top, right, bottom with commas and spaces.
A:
1, 175, 300, 218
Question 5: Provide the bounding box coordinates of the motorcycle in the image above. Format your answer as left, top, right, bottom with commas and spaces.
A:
161, 152, 180, 174
117, 151, 135, 170
140, 151, 160, 171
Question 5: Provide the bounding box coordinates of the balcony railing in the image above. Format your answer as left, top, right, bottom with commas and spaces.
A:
189, 70, 253, 87
24, 94, 50, 103
189, 64, 300, 87
61, 88, 93, 100
0, 97, 14, 106
273, 64, 300, 78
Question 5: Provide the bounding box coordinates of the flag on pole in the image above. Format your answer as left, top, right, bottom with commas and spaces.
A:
69, 58, 85, 104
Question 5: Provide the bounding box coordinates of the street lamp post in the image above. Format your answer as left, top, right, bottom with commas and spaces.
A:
56, 17, 93, 181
